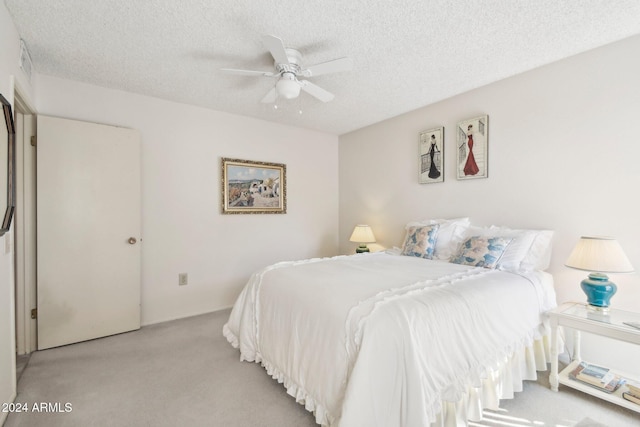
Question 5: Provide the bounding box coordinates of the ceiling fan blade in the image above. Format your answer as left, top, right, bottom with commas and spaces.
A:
302, 57, 353, 77
300, 81, 334, 102
262, 35, 290, 65
220, 68, 275, 77
260, 87, 277, 104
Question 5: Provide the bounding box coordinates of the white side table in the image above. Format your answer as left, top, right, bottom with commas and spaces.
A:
548, 302, 640, 413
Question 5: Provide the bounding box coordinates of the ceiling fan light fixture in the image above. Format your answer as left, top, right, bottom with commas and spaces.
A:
222, 35, 348, 105
276, 75, 301, 99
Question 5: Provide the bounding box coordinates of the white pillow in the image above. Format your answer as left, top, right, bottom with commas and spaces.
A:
460, 225, 553, 272
406, 217, 470, 261
489, 226, 554, 271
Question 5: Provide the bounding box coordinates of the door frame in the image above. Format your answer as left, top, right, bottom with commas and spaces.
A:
12, 76, 37, 355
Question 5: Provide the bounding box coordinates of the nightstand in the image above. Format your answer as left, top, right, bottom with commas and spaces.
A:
549, 302, 640, 413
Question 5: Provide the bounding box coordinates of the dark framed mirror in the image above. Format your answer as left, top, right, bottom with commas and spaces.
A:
0, 94, 16, 237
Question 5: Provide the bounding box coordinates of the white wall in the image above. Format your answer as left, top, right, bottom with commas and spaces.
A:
339, 35, 640, 373
0, 2, 35, 423
34, 75, 339, 325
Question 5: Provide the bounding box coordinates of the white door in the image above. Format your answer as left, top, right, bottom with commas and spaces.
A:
37, 116, 141, 350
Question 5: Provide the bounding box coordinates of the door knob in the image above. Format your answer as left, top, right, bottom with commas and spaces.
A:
128, 237, 137, 245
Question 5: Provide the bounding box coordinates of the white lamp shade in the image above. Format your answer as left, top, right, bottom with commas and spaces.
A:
349, 225, 376, 243
565, 236, 634, 273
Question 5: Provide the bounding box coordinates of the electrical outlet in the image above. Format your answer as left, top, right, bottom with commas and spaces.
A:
179, 273, 188, 286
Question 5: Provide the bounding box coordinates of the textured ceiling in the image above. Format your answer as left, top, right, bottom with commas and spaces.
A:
5, 0, 640, 135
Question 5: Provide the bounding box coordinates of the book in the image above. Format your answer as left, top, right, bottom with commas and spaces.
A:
625, 379, 640, 396
568, 362, 625, 393
622, 391, 640, 405
577, 362, 613, 385
627, 387, 640, 397
569, 362, 611, 385
578, 374, 625, 393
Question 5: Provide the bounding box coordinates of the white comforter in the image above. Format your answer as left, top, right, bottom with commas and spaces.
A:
223, 252, 555, 427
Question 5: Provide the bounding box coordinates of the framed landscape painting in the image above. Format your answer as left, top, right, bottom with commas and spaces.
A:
221, 158, 286, 214
419, 127, 444, 184
456, 115, 488, 180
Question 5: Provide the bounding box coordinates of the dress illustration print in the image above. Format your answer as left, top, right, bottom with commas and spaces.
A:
428, 142, 441, 179
463, 132, 479, 176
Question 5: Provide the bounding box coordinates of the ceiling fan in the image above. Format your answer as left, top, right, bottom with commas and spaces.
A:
220, 35, 353, 104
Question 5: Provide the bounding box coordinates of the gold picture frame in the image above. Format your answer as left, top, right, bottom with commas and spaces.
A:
221, 158, 286, 214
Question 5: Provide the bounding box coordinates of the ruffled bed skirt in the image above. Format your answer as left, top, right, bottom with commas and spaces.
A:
431, 334, 551, 427
225, 321, 552, 427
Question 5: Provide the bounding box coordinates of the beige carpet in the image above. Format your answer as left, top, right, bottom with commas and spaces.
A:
5, 309, 639, 427
574, 417, 609, 427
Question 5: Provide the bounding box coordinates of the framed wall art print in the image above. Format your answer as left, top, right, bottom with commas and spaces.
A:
221, 158, 286, 214
456, 115, 488, 180
419, 127, 444, 184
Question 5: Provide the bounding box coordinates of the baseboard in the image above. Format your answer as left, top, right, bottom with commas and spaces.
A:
141, 306, 232, 327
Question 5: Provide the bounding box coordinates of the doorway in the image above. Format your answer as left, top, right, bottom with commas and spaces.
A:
12, 79, 37, 362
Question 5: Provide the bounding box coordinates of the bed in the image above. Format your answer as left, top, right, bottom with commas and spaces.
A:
223, 219, 556, 427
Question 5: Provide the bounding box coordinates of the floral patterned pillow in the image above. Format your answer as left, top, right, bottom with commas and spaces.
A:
401, 224, 440, 259
451, 236, 513, 268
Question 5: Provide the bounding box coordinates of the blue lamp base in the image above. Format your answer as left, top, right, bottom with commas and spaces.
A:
580, 272, 617, 312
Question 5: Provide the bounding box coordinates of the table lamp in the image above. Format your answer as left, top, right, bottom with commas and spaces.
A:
350, 225, 376, 253
565, 236, 634, 312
